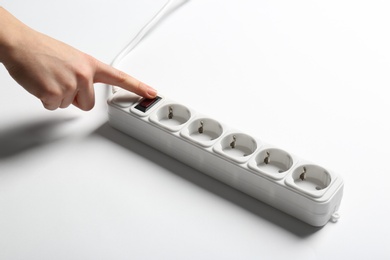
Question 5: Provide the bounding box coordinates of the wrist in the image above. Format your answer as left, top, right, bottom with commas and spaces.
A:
0, 7, 26, 64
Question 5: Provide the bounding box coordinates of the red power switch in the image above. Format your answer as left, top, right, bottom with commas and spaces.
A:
134, 96, 162, 112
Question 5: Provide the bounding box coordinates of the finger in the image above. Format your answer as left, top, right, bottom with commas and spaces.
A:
60, 97, 75, 109
42, 100, 61, 111
40, 89, 62, 110
73, 83, 95, 111
60, 89, 78, 109
93, 60, 157, 98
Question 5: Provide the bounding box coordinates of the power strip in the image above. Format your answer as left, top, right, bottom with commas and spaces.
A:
107, 90, 344, 227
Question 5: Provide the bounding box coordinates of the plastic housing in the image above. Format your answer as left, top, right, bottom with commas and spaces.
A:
107, 90, 344, 227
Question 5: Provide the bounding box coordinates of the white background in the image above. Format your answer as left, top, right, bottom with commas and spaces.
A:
1, 0, 389, 259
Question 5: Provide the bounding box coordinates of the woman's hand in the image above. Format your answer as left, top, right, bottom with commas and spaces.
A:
0, 7, 157, 111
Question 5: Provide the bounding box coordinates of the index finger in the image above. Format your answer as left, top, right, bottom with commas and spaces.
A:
93, 59, 157, 98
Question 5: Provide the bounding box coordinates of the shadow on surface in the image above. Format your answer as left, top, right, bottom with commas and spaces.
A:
94, 122, 322, 238
0, 117, 75, 159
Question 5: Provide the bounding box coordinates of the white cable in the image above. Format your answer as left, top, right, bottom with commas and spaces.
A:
110, 0, 189, 94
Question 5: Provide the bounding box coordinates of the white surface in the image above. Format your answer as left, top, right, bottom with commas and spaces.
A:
0, 0, 389, 259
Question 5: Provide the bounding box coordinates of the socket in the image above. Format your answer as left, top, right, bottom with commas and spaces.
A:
213, 132, 258, 164
248, 147, 295, 180
107, 90, 344, 227
181, 117, 225, 147
285, 163, 334, 198
149, 102, 193, 132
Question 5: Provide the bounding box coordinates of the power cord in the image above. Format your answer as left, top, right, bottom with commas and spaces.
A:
109, 0, 190, 94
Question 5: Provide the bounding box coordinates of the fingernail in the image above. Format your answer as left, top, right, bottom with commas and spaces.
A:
147, 86, 157, 97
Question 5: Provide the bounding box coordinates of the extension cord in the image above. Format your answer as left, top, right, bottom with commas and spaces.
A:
107, 90, 344, 227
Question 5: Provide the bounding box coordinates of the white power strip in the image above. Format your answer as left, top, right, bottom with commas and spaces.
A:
107, 90, 344, 227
